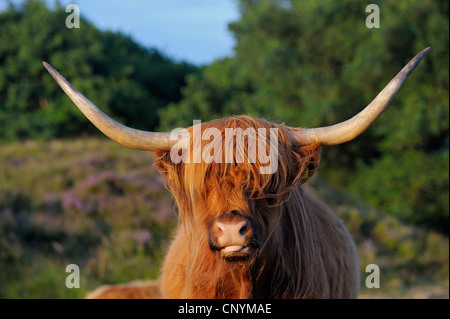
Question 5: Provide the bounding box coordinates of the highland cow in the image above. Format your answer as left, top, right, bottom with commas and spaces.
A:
44, 47, 429, 298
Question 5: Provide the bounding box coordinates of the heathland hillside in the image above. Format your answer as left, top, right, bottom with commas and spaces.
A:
0, 138, 447, 298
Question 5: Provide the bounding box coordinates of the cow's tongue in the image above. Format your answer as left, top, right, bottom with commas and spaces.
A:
222, 245, 244, 253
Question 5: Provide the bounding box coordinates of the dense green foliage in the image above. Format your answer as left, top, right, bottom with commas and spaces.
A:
0, 0, 196, 142
0, 139, 448, 298
159, 0, 449, 234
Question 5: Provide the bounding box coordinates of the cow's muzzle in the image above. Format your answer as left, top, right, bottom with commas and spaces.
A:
209, 211, 261, 262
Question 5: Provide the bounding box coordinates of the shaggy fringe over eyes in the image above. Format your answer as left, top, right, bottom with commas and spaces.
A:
154, 116, 322, 298
155, 116, 320, 217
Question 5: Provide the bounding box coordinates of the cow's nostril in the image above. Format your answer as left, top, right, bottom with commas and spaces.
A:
215, 223, 224, 235
239, 220, 249, 236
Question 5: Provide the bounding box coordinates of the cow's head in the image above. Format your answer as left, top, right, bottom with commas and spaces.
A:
153, 116, 320, 263
43, 47, 429, 267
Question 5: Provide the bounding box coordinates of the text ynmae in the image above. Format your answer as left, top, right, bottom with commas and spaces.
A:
178, 303, 272, 316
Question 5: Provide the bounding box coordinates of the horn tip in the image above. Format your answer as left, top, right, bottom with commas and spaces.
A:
42, 61, 68, 88
421, 46, 431, 56
42, 61, 51, 70
42, 61, 58, 77
415, 47, 431, 61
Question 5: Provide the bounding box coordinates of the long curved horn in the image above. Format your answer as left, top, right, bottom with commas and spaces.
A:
294, 47, 430, 145
43, 62, 175, 151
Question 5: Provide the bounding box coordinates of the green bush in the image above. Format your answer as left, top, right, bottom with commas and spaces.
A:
351, 149, 449, 234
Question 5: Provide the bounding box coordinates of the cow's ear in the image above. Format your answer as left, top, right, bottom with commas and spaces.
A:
291, 143, 321, 185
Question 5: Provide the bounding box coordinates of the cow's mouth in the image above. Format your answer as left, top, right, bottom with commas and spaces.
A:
219, 245, 254, 262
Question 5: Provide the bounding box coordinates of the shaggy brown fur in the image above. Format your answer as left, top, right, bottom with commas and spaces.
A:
87, 116, 359, 298
152, 116, 359, 298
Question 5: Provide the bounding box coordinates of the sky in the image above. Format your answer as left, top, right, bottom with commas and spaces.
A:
0, 0, 240, 65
